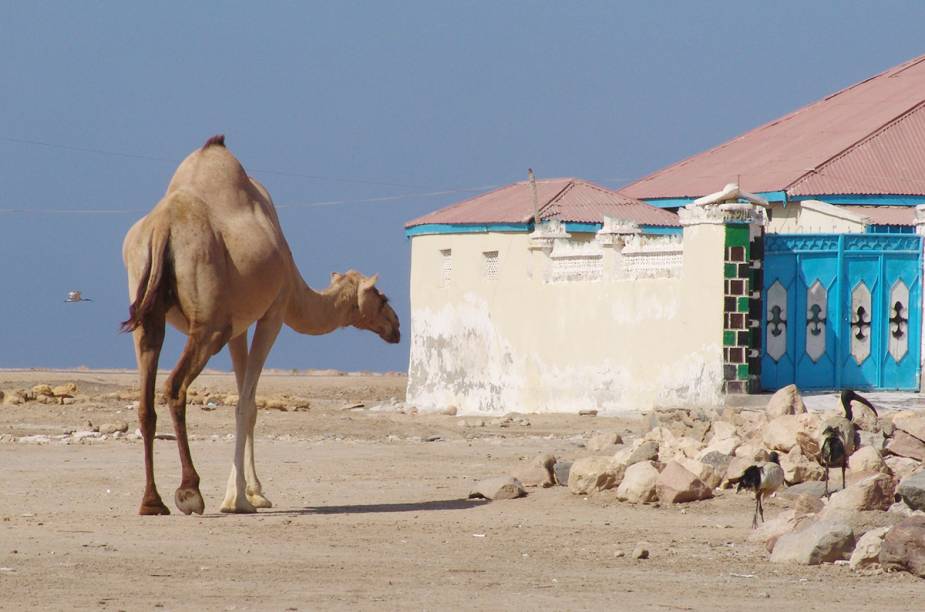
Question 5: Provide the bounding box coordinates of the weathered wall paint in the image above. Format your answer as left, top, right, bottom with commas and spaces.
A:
406, 215, 732, 415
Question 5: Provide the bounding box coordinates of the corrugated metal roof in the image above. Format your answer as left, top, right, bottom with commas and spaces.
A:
621, 54, 925, 200
840, 206, 917, 226
405, 178, 679, 228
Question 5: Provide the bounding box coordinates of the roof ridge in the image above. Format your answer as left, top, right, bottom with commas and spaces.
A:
576, 179, 639, 203
786, 97, 925, 192
536, 179, 577, 220
622, 53, 925, 196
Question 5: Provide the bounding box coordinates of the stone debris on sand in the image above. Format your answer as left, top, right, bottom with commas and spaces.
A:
468, 476, 527, 501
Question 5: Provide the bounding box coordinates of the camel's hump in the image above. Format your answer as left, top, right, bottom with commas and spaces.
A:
201, 134, 226, 150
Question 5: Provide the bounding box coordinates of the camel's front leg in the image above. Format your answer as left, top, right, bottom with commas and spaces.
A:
227, 332, 273, 509
222, 315, 282, 513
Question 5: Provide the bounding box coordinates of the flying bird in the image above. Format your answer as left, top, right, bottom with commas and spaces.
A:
65, 290, 92, 303
734, 451, 785, 528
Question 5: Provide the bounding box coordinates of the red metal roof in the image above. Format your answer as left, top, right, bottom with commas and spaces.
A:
840, 206, 917, 226
405, 178, 679, 228
621, 54, 925, 200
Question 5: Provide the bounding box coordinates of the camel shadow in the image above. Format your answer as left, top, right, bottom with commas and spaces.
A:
260, 498, 489, 516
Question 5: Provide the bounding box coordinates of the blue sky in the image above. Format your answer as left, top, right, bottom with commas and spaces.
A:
2, 1, 924, 372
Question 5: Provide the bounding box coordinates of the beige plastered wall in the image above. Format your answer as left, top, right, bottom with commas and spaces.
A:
767, 199, 867, 233
405, 223, 728, 415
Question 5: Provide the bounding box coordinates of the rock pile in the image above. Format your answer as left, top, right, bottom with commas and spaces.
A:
2, 383, 81, 405
504, 384, 925, 578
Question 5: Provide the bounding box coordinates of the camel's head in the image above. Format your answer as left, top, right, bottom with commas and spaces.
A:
335, 271, 400, 344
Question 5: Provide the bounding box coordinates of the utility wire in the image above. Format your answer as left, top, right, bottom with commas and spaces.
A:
0, 135, 428, 189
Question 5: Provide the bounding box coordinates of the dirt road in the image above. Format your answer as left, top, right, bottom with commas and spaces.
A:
0, 370, 921, 611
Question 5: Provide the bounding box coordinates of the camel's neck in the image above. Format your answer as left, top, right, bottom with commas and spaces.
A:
285, 273, 357, 335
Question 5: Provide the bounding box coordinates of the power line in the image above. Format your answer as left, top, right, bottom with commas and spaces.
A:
0, 135, 428, 189
0, 185, 503, 216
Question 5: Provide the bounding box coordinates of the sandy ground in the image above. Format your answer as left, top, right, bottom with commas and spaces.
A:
1, 370, 923, 611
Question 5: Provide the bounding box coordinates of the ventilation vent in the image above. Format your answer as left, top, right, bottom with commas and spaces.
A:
440, 249, 452, 287
482, 251, 499, 280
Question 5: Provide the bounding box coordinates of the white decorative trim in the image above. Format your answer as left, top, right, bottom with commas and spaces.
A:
621, 234, 683, 278
529, 219, 570, 251
679, 201, 765, 227
547, 239, 603, 282
678, 203, 727, 226
596, 216, 641, 247
693, 182, 769, 207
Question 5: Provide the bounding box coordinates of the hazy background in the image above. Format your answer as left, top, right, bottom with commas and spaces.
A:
2, 1, 924, 372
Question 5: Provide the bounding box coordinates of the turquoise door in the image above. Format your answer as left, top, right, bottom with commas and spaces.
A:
762, 234, 921, 391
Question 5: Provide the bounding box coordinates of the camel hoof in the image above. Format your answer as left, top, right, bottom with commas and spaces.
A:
175, 487, 205, 515
219, 497, 257, 514
247, 493, 273, 509
139, 500, 171, 516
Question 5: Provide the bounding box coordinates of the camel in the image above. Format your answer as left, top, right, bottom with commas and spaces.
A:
121, 135, 400, 515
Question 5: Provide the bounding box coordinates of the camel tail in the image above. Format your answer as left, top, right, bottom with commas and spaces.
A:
120, 226, 171, 333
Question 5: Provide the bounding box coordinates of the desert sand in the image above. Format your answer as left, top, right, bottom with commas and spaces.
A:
0, 369, 922, 611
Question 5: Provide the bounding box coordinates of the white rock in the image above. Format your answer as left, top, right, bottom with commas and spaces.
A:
849, 527, 891, 570
710, 421, 738, 442
616, 461, 660, 503
848, 446, 886, 474
770, 520, 856, 565
568, 456, 624, 495
766, 384, 807, 418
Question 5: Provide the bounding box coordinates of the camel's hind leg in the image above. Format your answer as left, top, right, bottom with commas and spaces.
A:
133, 310, 169, 515
164, 325, 230, 515
222, 314, 283, 513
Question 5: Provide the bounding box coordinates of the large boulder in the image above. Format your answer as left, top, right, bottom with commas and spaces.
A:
512, 453, 557, 488
586, 432, 623, 453
31, 384, 53, 397
897, 471, 925, 512
885, 430, 925, 461
778, 480, 828, 500
766, 384, 807, 418
655, 461, 713, 504
568, 456, 624, 495
709, 421, 738, 442
702, 435, 740, 457
847, 446, 887, 474
659, 436, 703, 463
857, 430, 887, 453
616, 460, 660, 503
734, 444, 770, 462
770, 520, 855, 565
823, 473, 895, 513
699, 450, 733, 477
893, 415, 925, 443
849, 526, 891, 570
764, 413, 821, 453
52, 383, 78, 398
677, 457, 723, 489
880, 516, 925, 577
885, 456, 921, 481
626, 440, 660, 466
780, 448, 824, 485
